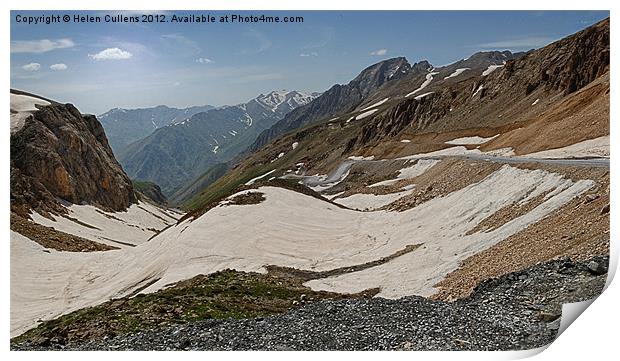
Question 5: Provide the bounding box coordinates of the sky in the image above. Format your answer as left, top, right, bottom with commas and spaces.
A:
10, 10, 609, 114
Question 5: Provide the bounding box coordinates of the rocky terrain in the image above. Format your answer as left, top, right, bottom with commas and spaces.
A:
247, 51, 524, 156
11, 256, 607, 351
10, 90, 136, 218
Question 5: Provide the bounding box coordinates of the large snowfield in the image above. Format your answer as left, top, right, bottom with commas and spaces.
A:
30, 201, 179, 248
11, 159, 595, 336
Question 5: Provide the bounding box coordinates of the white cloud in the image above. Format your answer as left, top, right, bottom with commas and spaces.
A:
11, 38, 74, 53
196, 57, 213, 64
370, 48, 388, 56
88, 48, 133, 61
299, 52, 318, 57
50, 63, 68, 71
21, 63, 41, 71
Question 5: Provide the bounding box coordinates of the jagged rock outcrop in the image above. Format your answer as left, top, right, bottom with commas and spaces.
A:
10, 90, 136, 217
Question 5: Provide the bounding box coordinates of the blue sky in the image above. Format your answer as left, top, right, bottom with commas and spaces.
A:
10, 10, 609, 114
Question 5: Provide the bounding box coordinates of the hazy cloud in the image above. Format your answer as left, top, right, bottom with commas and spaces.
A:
161, 33, 201, 55
299, 52, 318, 57
370, 48, 388, 56
196, 57, 214, 64
11, 38, 75, 53
89, 48, 133, 61
243, 29, 272, 54
22, 63, 41, 71
50, 63, 68, 70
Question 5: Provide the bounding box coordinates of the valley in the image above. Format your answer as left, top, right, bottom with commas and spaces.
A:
9, 16, 610, 351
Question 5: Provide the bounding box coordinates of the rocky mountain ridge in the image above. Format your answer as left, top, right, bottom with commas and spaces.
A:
10, 90, 136, 217
187, 18, 609, 212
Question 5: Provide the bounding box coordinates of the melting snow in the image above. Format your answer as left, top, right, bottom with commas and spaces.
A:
482, 64, 504, 76
360, 98, 389, 112
445, 135, 499, 145
472, 85, 484, 97
444, 68, 469, 80
406, 72, 439, 97
10, 93, 51, 134
292, 142, 299, 150
348, 155, 375, 161
245, 170, 277, 185
335, 189, 414, 211
368, 159, 440, 187
522, 136, 610, 159
414, 92, 433, 100
355, 109, 379, 120
12, 166, 595, 336
29, 201, 179, 248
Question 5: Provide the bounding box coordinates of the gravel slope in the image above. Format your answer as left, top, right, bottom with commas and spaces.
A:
13, 256, 607, 351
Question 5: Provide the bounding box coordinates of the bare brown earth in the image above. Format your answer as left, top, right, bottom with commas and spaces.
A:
225, 191, 266, 206
330, 158, 501, 204
465, 193, 551, 236
432, 165, 609, 301
10, 213, 118, 252
386, 159, 502, 211
481, 71, 610, 155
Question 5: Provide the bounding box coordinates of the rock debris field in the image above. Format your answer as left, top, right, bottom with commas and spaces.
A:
12, 256, 607, 351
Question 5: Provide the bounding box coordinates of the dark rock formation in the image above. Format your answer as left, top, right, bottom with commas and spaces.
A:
11, 91, 136, 217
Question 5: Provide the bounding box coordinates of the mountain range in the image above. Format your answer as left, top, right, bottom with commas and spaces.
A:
99, 104, 215, 155
115, 90, 319, 196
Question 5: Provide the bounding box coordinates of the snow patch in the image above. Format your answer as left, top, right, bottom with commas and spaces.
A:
245, 170, 277, 185
482, 64, 504, 76
368, 159, 440, 187
414, 92, 433, 100
522, 136, 610, 159
444, 68, 469, 80
10, 93, 51, 133
29, 201, 178, 248
355, 109, 379, 120
472, 85, 484, 97
445, 135, 499, 145
406, 72, 439, 97
360, 98, 389, 112
348, 155, 375, 161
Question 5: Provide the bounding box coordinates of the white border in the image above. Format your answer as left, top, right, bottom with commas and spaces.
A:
2, 1, 616, 360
